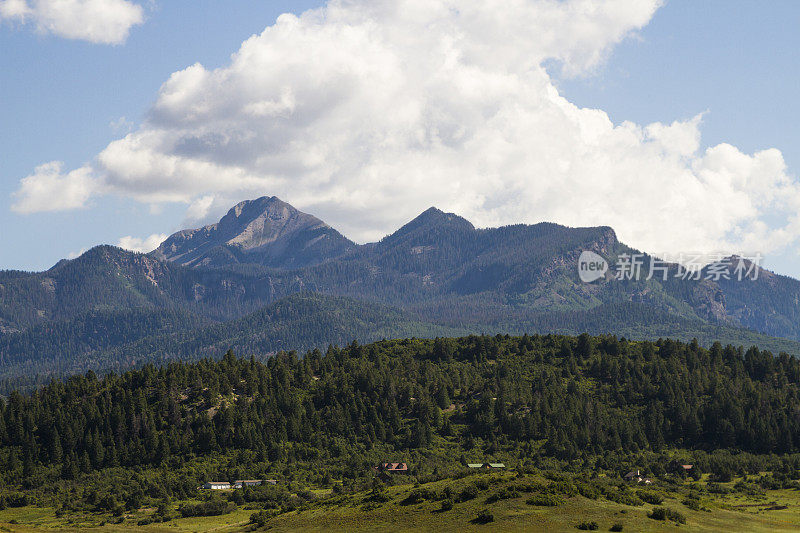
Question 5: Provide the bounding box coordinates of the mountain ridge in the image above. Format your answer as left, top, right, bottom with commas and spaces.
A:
2, 195, 800, 390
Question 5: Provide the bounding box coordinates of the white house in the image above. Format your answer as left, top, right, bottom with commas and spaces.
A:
203, 481, 231, 490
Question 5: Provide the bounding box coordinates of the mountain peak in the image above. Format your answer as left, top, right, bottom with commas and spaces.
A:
153, 196, 355, 269
407, 206, 473, 230
227, 196, 290, 220
418, 206, 444, 217
378, 207, 475, 250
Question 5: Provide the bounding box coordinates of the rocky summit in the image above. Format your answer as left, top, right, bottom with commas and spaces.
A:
152, 196, 356, 269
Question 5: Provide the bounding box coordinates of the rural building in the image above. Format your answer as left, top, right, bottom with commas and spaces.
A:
203, 481, 231, 490
623, 470, 640, 480
374, 462, 409, 480
667, 460, 694, 474
374, 462, 409, 474
234, 480, 263, 488
623, 470, 652, 484
467, 462, 506, 469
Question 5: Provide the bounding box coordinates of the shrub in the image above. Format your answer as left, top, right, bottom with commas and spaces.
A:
576, 521, 599, 530
544, 471, 569, 482
280, 495, 305, 513
474, 509, 494, 524
733, 481, 765, 497
648, 507, 668, 520
706, 482, 730, 494
605, 490, 643, 507
297, 489, 316, 502
513, 482, 537, 493
178, 499, 235, 518
638, 491, 663, 505
520, 481, 548, 493
365, 488, 391, 503
710, 470, 733, 483
440, 499, 454, 511
682, 498, 701, 511
239, 484, 291, 505
549, 481, 578, 497
648, 507, 686, 524
4, 493, 28, 508
402, 488, 437, 505
458, 484, 479, 502
610, 523, 624, 532
526, 493, 563, 506
361, 502, 382, 512
250, 510, 276, 527
485, 487, 519, 503
757, 475, 781, 490
577, 482, 601, 500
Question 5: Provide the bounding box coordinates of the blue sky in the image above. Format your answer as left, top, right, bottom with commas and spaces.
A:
0, 0, 321, 269
1, 0, 799, 278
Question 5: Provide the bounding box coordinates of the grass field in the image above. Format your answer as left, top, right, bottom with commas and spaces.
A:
2, 473, 800, 532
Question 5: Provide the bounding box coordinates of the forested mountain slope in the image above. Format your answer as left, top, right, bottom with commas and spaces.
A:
0, 293, 467, 392
3, 334, 800, 515
0, 245, 280, 330
2, 291, 798, 395
2, 196, 800, 386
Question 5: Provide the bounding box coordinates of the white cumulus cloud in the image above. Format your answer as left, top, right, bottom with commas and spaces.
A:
11, 161, 97, 213
10, 0, 800, 259
185, 195, 215, 221
0, 0, 144, 44
117, 233, 168, 253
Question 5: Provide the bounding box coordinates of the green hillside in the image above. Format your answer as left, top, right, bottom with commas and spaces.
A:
2, 334, 800, 530
3, 292, 800, 395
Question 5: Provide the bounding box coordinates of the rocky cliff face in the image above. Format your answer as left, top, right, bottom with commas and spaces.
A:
152, 196, 356, 269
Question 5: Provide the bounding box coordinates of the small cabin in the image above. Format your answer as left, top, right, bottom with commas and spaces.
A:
374, 462, 409, 474
203, 481, 231, 490
623, 470, 652, 484
468, 462, 505, 469
623, 470, 640, 481
374, 462, 409, 481
667, 460, 694, 475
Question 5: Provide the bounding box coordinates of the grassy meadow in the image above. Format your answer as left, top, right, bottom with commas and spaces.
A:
2, 471, 800, 532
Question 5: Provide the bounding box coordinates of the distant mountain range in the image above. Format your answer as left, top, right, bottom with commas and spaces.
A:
1, 195, 799, 392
